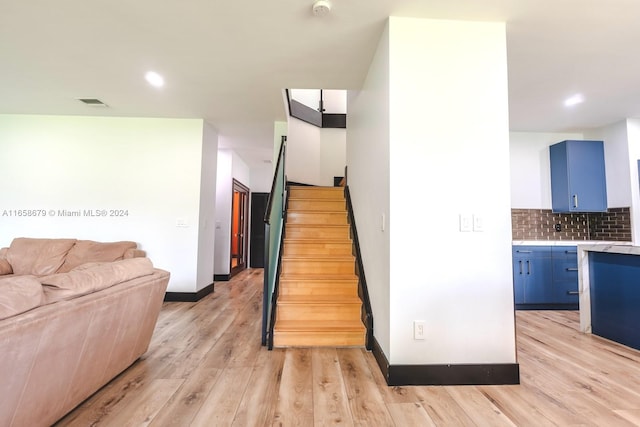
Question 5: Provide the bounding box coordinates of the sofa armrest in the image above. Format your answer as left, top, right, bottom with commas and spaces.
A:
0, 248, 11, 275
123, 248, 146, 259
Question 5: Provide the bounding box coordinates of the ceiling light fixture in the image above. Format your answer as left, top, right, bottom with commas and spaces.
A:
312, 0, 331, 16
145, 71, 165, 88
564, 94, 584, 107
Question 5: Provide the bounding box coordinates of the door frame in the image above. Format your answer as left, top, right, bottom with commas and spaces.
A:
230, 179, 250, 278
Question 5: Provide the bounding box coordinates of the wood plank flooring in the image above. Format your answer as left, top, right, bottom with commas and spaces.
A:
55, 269, 640, 426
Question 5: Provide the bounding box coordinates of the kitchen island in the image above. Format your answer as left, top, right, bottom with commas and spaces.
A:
578, 243, 640, 350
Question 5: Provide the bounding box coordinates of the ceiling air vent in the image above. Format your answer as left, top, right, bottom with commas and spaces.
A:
77, 98, 108, 107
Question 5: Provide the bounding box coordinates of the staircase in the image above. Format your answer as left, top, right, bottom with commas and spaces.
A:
273, 186, 366, 347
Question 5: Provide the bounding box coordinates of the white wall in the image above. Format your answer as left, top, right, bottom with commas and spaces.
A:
354, 17, 515, 365
231, 151, 250, 187
623, 119, 640, 243
287, 117, 346, 186
287, 117, 321, 185
509, 131, 583, 208
320, 128, 347, 184
290, 89, 320, 110
0, 114, 215, 293
250, 165, 273, 193
347, 22, 391, 356
214, 151, 232, 276
196, 122, 219, 290
323, 90, 347, 114
584, 121, 631, 209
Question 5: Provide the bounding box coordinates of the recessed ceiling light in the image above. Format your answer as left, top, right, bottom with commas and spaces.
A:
564, 94, 584, 107
145, 71, 165, 88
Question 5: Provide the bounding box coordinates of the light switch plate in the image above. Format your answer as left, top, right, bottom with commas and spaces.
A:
459, 214, 472, 232
414, 320, 426, 340
473, 214, 484, 232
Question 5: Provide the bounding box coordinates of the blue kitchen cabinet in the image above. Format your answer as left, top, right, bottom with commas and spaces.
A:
551, 246, 579, 304
513, 245, 579, 309
512, 246, 552, 306
550, 140, 607, 213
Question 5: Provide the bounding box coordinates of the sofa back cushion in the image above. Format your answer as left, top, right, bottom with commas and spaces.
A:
40, 257, 154, 304
0, 276, 44, 320
57, 240, 138, 273
7, 238, 77, 276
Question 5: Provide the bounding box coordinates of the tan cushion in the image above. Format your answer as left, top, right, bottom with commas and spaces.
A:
0, 275, 44, 320
57, 240, 138, 273
7, 238, 77, 276
123, 248, 146, 259
0, 259, 12, 275
41, 257, 154, 304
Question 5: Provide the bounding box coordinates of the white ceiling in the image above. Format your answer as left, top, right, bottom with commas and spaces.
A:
2, 0, 640, 167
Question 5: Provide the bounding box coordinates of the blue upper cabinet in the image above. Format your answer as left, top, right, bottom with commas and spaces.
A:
549, 140, 607, 212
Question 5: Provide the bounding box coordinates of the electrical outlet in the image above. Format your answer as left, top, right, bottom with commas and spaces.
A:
414, 320, 426, 340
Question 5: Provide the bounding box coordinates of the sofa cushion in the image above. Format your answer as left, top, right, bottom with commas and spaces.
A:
0, 259, 12, 275
57, 240, 138, 273
0, 275, 44, 320
7, 238, 77, 276
123, 248, 146, 259
40, 257, 154, 304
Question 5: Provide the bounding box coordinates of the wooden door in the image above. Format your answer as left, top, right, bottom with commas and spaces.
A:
231, 180, 249, 277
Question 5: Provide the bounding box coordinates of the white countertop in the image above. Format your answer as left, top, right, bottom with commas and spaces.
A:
513, 240, 631, 246
578, 243, 638, 254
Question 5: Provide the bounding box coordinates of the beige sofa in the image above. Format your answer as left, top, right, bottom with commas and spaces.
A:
0, 238, 170, 427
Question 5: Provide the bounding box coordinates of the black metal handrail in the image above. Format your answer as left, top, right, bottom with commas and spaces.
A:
264, 136, 287, 224
261, 136, 287, 347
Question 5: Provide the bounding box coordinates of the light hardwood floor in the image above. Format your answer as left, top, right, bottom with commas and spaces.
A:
56, 269, 640, 426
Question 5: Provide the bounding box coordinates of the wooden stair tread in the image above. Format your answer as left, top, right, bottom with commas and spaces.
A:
287, 224, 348, 228
282, 254, 354, 260
284, 237, 350, 242
289, 199, 344, 202
280, 274, 357, 280
278, 295, 362, 304
287, 209, 346, 213
274, 320, 365, 332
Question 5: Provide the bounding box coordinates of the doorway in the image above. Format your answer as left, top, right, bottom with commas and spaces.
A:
230, 179, 249, 277
250, 192, 269, 268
